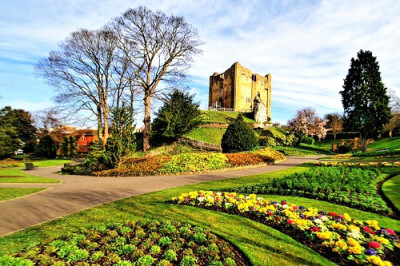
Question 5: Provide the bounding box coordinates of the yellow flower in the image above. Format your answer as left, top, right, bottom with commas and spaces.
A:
316, 231, 334, 240
348, 225, 360, 232
171, 197, 177, 201
367, 220, 380, 230
343, 213, 351, 222
377, 237, 389, 245
348, 245, 363, 254
332, 223, 347, 231
367, 255, 392, 266
335, 240, 348, 251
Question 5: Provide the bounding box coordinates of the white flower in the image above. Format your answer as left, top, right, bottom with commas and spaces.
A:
314, 219, 322, 225
216, 192, 222, 196
197, 197, 205, 202
257, 197, 264, 201
320, 216, 328, 221
282, 205, 289, 209
347, 229, 361, 239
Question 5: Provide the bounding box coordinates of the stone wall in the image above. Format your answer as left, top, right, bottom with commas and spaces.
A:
209, 62, 272, 121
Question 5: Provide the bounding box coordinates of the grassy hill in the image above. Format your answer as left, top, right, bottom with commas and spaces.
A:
200, 110, 255, 124
367, 136, 400, 151
184, 128, 226, 145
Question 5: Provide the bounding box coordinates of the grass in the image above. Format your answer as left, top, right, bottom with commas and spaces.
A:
367, 136, 400, 151
200, 110, 256, 124
382, 174, 400, 212
274, 146, 319, 156
184, 127, 226, 145
0, 163, 399, 266
19, 159, 72, 168
298, 143, 335, 155
0, 188, 46, 201
0, 168, 60, 183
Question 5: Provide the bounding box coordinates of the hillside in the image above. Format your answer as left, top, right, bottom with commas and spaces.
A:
200, 110, 256, 124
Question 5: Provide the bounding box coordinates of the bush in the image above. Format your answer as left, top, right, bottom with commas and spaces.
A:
221, 114, 257, 153
259, 136, 276, 147
60, 136, 78, 158
152, 90, 201, 143
337, 144, 352, 154
252, 148, 286, 163
34, 135, 57, 159
300, 135, 315, 145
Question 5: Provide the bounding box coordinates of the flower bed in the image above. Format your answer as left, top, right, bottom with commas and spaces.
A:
94, 148, 285, 176
171, 191, 400, 265
315, 161, 400, 167
230, 167, 391, 215
1, 220, 247, 266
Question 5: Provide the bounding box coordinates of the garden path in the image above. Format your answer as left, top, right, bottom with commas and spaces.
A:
0, 156, 321, 236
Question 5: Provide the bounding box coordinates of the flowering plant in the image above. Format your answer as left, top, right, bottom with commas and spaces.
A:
171, 191, 399, 265
315, 161, 400, 168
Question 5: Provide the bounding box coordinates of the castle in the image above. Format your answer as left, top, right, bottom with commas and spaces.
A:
209, 62, 271, 123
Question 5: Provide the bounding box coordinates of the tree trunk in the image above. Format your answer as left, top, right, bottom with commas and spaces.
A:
143, 94, 152, 151
333, 132, 337, 140
389, 130, 393, 138
361, 136, 368, 152
97, 105, 103, 142
103, 106, 109, 148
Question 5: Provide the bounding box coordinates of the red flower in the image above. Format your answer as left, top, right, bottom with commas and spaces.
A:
368, 241, 380, 249
287, 219, 293, 224
216, 197, 220, 202
328, 212, 338, 217
310, 226, 321, 232
293, 206, 299, 210
386, 228, 396, 236
281, 200, 287, 205
363, 226, 376, 235
277, 217, 281, 221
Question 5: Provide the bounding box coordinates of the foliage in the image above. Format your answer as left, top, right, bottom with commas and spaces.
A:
232, 167, 391, 214
34, 135, 57, 159
60, 136, 78, 159
340, 50, 391, 151
259, 136, 276, 147
325, 113, 343, 140
221, 114, 258, 153
313, 117, 328, 141
258, 127, 298, 147
0, 106, 37, 154
172, 191, 399, 266
300, 135, 315, 145
160, 153, 229, 174
2, 220, 244, 265
184, 128, 226, 145
103, 104, 136, 168
251, 148, 286, 163
152, 90, 201, 142
353, 150, 400, 157
0, 113, 21, 159
225, 153, 263, 167
0, 158, 20, 168
337, 144, 352, 154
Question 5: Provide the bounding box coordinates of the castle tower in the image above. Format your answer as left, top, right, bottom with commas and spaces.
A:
209, 62, 271, 121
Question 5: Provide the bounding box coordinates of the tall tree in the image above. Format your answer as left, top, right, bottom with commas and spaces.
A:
36, 29, 134, 147
324, 113, 343, 139
340, 50, 391, 152
152, 90, 201, 142
115, 6, 203, 151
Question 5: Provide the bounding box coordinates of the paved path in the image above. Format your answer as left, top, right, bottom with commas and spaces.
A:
0, 156, 320, 236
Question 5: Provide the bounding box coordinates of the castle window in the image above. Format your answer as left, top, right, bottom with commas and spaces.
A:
252, 74, 256, 81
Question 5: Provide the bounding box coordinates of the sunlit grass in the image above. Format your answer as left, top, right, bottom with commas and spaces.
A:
0, 188, 46, 201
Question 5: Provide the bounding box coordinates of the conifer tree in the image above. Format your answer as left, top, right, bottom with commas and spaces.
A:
340, 50, 391, 151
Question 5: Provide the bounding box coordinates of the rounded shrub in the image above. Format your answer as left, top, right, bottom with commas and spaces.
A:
221, 114, 258, 153
300, 135, 315, 145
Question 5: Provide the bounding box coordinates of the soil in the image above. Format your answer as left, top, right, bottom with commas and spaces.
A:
0, 175, 23, 178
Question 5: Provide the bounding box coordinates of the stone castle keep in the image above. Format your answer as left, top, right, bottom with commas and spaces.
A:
208, 62, 271, 123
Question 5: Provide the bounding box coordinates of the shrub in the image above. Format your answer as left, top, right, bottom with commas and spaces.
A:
337, 144, 352, 154
60, 136, 78, 158
300, 135, 315, 145
259, 136, 276, 147
252, 148, 286, 163
152, 90, 201, 143
34, 135, 57, 159
221, 114, 257, 153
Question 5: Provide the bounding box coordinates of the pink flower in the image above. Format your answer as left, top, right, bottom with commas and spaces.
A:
363, 226, 376, 235
386, 228, 396, 236
368, 241, 380, 249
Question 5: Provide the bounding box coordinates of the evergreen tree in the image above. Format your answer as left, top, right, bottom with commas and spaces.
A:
221, 114, 258, 153
35, 135, 57, 159
60, 136, 78, 158
104, 103, 136, 168
152, 90, 201, 142
340, 50, 391, 151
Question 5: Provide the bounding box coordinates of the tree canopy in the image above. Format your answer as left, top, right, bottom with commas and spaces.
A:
340, 50, 391, 150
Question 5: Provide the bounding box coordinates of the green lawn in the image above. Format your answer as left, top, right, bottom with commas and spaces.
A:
1, 163, 399, 265
382, 174, 400, 212
17, 159, 72, 168
368, 136, 400, 151
184, 127, 226, 145
0, 188, 46, 201
0, 168, 60, 183
200, 110, 256, 124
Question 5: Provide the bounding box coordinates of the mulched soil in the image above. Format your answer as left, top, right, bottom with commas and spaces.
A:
0, 175, 23, 178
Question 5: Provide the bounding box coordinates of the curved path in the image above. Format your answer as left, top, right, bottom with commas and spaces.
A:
0, 156, 320, 236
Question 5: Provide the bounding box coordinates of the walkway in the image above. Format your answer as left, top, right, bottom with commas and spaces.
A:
0, 156, 320, 236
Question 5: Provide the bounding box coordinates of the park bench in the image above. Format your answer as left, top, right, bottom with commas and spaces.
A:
24, 162, 35, 170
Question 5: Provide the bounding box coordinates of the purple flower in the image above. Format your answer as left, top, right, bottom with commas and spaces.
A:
319, 211, 326, 215
366, 249, 377, 255
299, 214, 305, 219
299, 206, 305, 210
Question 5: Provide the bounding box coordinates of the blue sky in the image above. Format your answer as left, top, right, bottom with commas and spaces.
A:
0, 0, 399, 125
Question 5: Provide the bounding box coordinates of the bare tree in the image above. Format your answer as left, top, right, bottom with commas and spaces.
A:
324, 113, 343, 139
36, 28, 134, 147
115, 6, 203, 151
